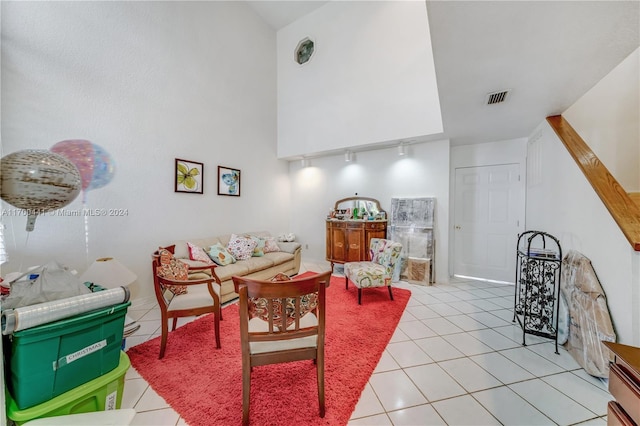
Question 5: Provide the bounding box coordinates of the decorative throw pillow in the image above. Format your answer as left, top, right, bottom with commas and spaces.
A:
271, 273, 291, 281
187, 242, 215, 265
208, 243, 236, 266
156, 248, 188, 295
248, 273, 318, 330
262, 237, 280, 253
246, 235, 265, 257
278, 233, 296, 242
227, 234, 257, 261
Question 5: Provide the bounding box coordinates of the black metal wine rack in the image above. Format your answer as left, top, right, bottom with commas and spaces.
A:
513, 230, 562, 354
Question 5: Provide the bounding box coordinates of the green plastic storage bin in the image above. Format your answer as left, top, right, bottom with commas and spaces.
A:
7, 351, 131, 425
4, 302, 130, 409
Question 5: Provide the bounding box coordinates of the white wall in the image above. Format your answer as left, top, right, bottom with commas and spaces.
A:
449, 139, 528, 278
563, 47, 640, 192
289, 140, 450, 283
1, 2, 290, 301
277, 1, 442, 158
540, 48, 640, 345
526, 121, 639, 345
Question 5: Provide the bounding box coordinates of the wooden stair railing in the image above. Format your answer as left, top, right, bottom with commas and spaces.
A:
547, 115, 640, 251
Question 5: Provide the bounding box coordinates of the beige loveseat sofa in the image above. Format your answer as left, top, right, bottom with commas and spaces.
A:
168, 231, 301, 303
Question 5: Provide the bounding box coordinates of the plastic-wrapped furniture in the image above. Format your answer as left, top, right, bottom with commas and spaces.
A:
344, 238, 402, 304
389, 197, 435, 283
561, 250, 616, 378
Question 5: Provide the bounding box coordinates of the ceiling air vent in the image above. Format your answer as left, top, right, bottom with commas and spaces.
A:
486, 90, 510, 105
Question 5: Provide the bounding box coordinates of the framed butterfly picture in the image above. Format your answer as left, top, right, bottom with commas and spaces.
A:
175, 158, 203, 194
217, 166, 241, 197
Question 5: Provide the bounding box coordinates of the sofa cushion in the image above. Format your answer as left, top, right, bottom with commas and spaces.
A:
213, 262, 251, 281
246, 235, 266, 257
242, 256, 275, 274
276, 241, 302, 254
180, 258, 207, 267
187, 242, 215, 265
262, 237, 280, 253
227, 234, 256, 261
263, 251, 295, 265
208, 243, 236, 266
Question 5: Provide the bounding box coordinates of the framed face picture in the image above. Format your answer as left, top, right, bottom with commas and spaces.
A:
218, 166, 240, 196
175, 159, 203, 194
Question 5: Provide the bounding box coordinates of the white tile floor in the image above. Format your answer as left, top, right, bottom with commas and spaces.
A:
121, 261, 611, 425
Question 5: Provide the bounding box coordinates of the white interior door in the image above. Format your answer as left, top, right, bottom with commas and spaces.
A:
453, 164, 524, 283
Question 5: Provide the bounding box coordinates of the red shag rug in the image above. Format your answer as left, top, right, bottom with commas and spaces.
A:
127, 273, 410, 426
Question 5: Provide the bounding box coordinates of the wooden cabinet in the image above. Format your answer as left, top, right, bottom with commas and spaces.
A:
365, 220, 387, 242
345, 223, 365, 262
603, 341, 640, 426
326, 196, 388, 270
326, 220, 388, 269
327, 221, 345, 261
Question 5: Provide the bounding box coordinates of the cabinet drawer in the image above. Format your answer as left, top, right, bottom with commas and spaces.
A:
610, 363, 640, 425
608, 401, 636, 426
328, 221, 346, 228
365, 222, 386, 230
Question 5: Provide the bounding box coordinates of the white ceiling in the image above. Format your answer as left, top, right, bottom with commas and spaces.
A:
426, 1, 639, 146
247, 1, 329, 30
247, 1, 639, 146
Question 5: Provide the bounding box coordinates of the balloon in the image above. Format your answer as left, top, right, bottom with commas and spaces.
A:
50, 140, 115, 200
0, 150, 81, 231
87, 143, 115, 191
50, 140, 94, 191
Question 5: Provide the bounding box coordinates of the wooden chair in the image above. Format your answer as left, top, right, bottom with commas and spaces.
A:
152, 246, 222, 359
344, 238, 402, 304
232, 271, 331, 426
